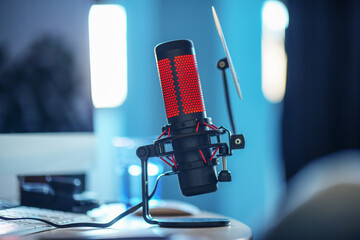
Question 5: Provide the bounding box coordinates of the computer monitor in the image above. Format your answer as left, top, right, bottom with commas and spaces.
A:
0, 0, 95, 201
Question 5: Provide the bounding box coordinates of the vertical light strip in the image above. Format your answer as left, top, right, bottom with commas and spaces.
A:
89, 4, 127, 108
261, 0, 289, 103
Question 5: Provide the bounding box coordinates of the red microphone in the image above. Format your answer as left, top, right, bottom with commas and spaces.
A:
155, 40, 218, 196
155, 40, 206, 123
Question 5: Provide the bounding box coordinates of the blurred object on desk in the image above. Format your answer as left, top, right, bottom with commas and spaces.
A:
20, 175, 99, 213
134, 200, 200, 217
265, 150, 360, 240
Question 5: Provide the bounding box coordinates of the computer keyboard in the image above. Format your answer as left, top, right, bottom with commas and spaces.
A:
0, 206, 92, 236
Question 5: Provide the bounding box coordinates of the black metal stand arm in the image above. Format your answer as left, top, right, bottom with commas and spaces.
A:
136, 144, 161, 225
218, 58, 237, 135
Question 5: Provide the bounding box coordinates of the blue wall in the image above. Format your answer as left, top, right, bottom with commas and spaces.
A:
93, 0, 285, 238
218, 0, 284, 237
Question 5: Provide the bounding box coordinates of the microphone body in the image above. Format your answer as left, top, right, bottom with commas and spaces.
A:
155, 40, 218, 196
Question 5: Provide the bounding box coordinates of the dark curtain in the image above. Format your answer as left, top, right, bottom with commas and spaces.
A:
282, 0, 360, 181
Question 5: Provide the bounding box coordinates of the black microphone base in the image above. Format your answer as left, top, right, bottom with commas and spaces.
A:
157, 217, 231, 228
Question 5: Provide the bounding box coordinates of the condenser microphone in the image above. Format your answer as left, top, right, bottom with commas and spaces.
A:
135, 7, 245, 228
154, 39, 218, 196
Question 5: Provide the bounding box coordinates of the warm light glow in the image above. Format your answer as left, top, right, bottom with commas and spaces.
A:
89, 4, 127, 108
261, 0, 289, 103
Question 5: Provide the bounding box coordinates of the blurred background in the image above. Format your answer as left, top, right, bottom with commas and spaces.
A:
0, 0, 359, 239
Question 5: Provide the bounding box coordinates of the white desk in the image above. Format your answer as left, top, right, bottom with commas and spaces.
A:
23, 212, 252, 240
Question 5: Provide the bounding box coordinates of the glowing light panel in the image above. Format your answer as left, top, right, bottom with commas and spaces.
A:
89, 4, 127, 108
262, 0, 289, 32
261, 0, 289, 103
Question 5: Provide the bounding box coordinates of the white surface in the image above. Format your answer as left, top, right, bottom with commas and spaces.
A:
0, 133, 96, 175
0, 133, 96, 200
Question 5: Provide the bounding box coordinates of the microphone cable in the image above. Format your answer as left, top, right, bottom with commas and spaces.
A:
0, 171, 174, 229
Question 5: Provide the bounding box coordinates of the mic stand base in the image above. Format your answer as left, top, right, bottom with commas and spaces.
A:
137, 144, 231, 228
157, 218, 230, 228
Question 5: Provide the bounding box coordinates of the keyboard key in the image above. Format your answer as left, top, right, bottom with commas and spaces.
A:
0, 206, 92, 236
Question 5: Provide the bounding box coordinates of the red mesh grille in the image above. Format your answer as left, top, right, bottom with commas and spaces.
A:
157, 58, 179, 118
174, 54, 205, 114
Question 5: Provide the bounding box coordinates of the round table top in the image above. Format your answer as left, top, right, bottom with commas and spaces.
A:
28, 211, 252, 240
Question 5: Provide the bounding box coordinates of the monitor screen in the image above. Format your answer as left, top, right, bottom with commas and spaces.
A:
0, 0, 93, 133
0, 0, 96, 201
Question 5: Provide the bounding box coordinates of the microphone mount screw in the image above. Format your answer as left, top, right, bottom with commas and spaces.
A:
235, 138, 242, 145
218, 156, 232, 182
222, 156, 227, 171
219, 61, 226, 68
230, 134, 245, 149
217, 58, 229, 70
